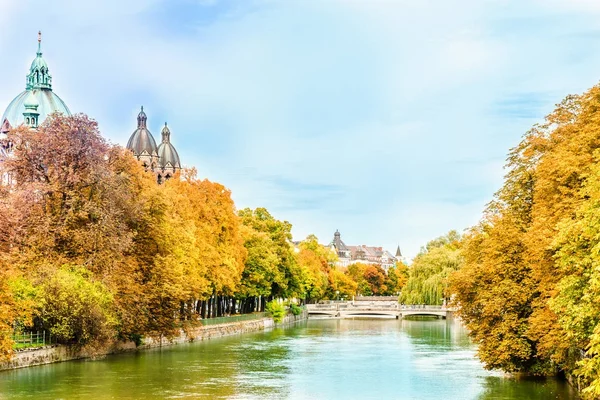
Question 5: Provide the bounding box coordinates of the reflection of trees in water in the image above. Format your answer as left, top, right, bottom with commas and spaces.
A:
401, 319, 473, 349
1, 321, 580, 400
215, 329, 295, 399
477, 376, 577, 400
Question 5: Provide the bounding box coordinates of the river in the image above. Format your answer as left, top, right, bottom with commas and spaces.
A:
0, 318, 578, 399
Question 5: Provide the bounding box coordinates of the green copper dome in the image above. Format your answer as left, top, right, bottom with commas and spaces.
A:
2, 90, 70, 128
1, 32, 71, 132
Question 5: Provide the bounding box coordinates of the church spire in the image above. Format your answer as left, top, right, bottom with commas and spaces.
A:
37, 31, 42, 56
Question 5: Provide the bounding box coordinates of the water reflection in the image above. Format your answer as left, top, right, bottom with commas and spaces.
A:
478, 376, 578, 400
0, 319, 578, 400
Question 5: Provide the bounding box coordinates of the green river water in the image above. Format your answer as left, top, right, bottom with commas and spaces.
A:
0, 318, 578, 399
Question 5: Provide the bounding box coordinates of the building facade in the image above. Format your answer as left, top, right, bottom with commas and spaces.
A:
328, 230, 402, 273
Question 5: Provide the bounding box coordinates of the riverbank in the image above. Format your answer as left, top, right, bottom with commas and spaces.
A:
0, 310, 307, 371
0, 318, 577, 399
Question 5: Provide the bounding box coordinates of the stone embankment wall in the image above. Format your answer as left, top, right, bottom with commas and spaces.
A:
0, 310, 307, 371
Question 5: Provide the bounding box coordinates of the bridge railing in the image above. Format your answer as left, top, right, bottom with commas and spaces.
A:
307, 303, 453, 311
401, 305, 445, 311
355, 296, 398, 302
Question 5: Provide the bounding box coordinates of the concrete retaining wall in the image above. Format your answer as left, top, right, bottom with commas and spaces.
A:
0, 310, 307, 371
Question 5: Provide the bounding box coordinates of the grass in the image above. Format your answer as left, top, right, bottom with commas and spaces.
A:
13, 342, 47, 350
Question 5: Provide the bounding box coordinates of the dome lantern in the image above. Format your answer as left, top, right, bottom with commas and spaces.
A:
26, 31, 52, 91
161, 122, 171, 143
137, 106, 147, 128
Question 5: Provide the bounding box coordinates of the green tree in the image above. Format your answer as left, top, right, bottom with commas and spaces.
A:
346, 263, 370, 296
401, 231, 462, 305
38, 266, 117, 349
550, 152, 600, 396
383, 263, 407, 296
238, 208, 300, 299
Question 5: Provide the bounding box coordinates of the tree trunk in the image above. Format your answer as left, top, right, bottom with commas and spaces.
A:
201, 300, 207, 319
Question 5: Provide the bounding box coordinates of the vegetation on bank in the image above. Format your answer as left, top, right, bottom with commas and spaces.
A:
0, 114, 408, 361
371, 84, 600, 398
6, 88, 600, 396
444, 85, 600, 398
400, 231, 463, 306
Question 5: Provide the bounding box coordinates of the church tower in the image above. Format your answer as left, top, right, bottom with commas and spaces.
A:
395, 245, 403, 264
126, 106, 159, 171
1, 31, 71, 136
126, 107, 181, 184
156, 122, 181, 183
1, 32, 70, 184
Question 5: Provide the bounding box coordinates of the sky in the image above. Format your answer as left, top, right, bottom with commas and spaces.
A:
2, 0, 600, 260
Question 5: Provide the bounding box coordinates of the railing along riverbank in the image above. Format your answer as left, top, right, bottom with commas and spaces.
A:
1, 309, 307, 371
199, 312, 268, 326
10, 331, 54, 350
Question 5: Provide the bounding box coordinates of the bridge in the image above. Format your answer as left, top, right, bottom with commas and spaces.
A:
306, 302, 453, 319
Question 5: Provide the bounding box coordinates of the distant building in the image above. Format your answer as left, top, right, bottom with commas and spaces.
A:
1, 32, 71, 142
126, 107, 182, 183
328, 230, 401, 273
0, 32, 72, 185
0, 33, 182, 186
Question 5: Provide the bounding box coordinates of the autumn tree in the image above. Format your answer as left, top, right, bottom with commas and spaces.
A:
296, 234, 337, 302
383, 262, 408, 296
452, 84, 600, 388
346, 263, 369, 296
550, 151, 600, 396
364, 265, 387, 295
326, 268, 357, 300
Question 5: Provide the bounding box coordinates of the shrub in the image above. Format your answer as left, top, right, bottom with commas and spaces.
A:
265, 300, 286, 323
38, 266, 117, 348
289, 303, 303, 316
129, 333, 144, 347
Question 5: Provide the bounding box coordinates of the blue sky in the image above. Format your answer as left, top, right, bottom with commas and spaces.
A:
2, 0, 600, 260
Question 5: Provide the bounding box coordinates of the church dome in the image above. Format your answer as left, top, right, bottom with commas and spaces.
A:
126, 106, 159, 163
1, 32, 71, 131
157, 123, 181, 170
2, 90, 70, 128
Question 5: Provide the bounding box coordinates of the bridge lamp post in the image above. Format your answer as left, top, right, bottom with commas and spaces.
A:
336, 291, 339, 301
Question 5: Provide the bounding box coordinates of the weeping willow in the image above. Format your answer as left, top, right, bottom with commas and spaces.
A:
400, 231, 463, 305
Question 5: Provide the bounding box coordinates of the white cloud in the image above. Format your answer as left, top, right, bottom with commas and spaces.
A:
2, 0, 600, 259
536, 0, 600, 13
